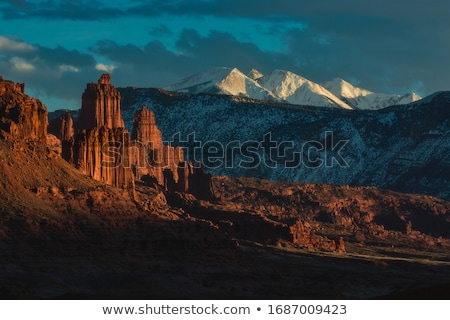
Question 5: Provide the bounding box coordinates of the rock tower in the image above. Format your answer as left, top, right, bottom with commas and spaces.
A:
77, 74, 124, 130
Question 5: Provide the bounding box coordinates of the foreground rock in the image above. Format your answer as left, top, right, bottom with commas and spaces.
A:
0, 76, 47, 142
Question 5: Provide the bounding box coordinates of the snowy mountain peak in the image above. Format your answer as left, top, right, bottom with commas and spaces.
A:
258, 70, 353, 110
165, 67, 421, 110
322, 78, 373, 99
164, 67, 276, 101
247, 68, 264, 80
164, 67, 232, 94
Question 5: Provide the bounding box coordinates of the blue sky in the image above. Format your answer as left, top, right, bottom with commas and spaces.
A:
1, 0, 449, 110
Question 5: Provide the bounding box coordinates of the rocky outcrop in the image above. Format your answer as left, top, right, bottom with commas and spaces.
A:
46, 133, 62, 154
48, 111, 74, 141
0, 76, 47, 142
77, 74, 124, 130
176, 162, 217, 200
290, 220, 345, 252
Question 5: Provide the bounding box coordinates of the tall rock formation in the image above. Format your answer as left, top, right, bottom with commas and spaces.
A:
63, 74, 134, 191
130, 105, 183, 184
130, 105, 215, 200
0, 75, 47, 142
77, 74, 124, 130
62, 75, 214, 199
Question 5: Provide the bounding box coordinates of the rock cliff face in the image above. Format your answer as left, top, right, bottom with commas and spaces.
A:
0, 76, 47, 142
77, 74, 124, 130
63, 127, 135, 191
175, 162, 217, 200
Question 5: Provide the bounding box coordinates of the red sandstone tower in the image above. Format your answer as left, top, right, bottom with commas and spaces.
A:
77, 74, 124, 130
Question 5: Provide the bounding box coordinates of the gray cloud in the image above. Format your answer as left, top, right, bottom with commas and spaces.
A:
90, 29, 296, 88
0, 36, 98, 106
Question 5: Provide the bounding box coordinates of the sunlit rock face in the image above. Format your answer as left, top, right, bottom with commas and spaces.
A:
63, 74, 134, 191
0, 75, 47, 142
77, 74, 125, 131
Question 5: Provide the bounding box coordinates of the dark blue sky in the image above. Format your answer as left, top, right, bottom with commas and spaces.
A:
1, 0, 449, 110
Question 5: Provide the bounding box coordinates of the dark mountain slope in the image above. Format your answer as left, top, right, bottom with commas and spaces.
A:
118, 88, 450, 200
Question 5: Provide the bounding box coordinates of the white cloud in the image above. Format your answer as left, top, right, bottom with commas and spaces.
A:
10, 57, 35, 71
0, 36, 36, 54
95, 63, 115, 72
59, 64, 79, 72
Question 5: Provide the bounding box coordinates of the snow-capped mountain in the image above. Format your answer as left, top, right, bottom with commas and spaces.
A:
166, 67, 353, 109
164, 67, 277, 102
165, 67, 421, 110
322, 78, 421, 110
258, 70, 353, 110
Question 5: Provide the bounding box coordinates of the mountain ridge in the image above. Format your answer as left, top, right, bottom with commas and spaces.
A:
322, 77, 422, 110
164, 67, 421, 110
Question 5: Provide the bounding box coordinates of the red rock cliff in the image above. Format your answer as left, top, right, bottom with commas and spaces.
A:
64, 127, 135, 191
0, 75, 47, 142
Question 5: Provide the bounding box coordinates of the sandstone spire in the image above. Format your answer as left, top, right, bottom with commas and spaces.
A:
130, 105, 182, 184
63, 74, 134, 191
77, 74, 124, 130
131, 105, 163, 150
